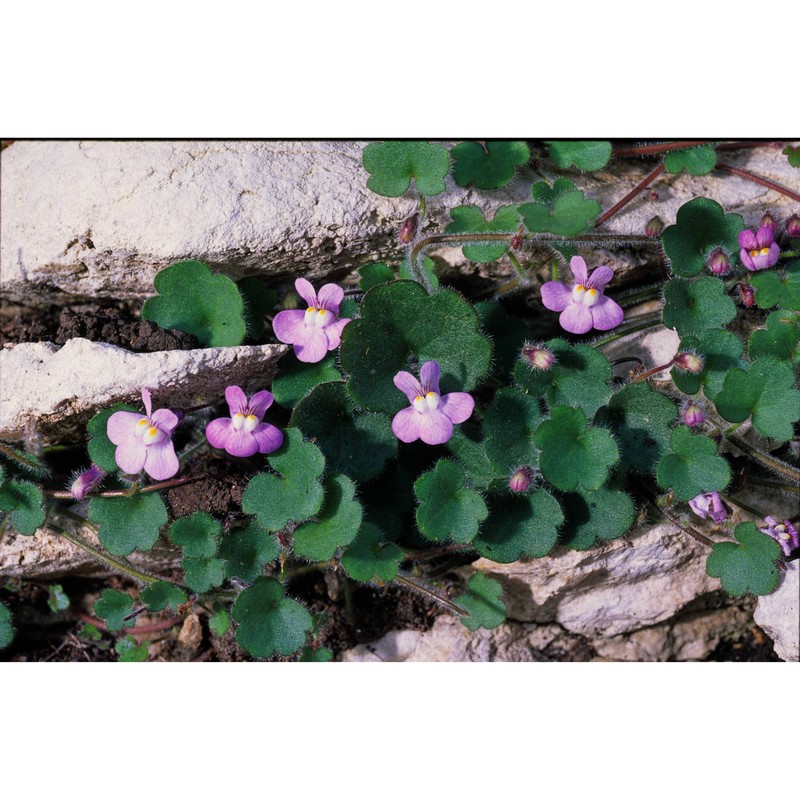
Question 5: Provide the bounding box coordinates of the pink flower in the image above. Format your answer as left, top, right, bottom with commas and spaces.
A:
739, 226, 780, 271
540, 256, 624, 335
107, 388, 179, 480
69, 465, 106, 500
272, 278, 351, 363
688, 491, 729, 524
391, 360, 474, 446
759, 517, 799, 558
205, 386, 283, 458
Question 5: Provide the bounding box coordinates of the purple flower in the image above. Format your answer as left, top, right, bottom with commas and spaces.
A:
272, 278, 351, 363
509, 466, 535, 493
681, 400, 706, 428
759, 517, 799, 557
391, 360, 474, 445
688, 491, 729, 524
107, 388, 179, 480
540, 256, 624, 335
205, 386, 283, 458
739, 226, 780, 271
70, 465, 106, 500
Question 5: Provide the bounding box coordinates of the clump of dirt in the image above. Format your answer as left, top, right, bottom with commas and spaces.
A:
167, 458, 247, 518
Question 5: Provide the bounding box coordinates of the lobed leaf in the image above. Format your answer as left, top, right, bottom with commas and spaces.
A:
671, 329, 746, 401
93, 589, 134, 632
0, 480, 45, 536
359, 262, 395, 292
362, 141, 450, 197
271, 352, 341, 408
748, 311, 800, 363
559, 484, 636, 550
663, 144, 717, 176
451, 141, 530, 189
655, 426, 730, 500
519, 178, 601, 236
140, 581, 187, 613
182, 557, 225, 593
219, 522, 281, 583
662, 276, 736, 337
341, 522, 403, 583
547, 141, 612, 172
706, 522, 782, 596
750, 261, 800, 311
116, 636, 149, 662
168, 511, 221, 558
483, 387, 542, 475
445, 204, 522, 263
0, 602, 14, 650
88, 492, 168, 556
456, 573, 507, 632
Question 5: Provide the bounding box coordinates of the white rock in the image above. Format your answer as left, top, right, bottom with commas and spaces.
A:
754, 561, 800, 662
0, 338, 286, 440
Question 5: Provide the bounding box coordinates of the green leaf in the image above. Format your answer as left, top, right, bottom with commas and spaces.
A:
706, 522, 782, 597
115, 635, 149, 662
595, 383, 676, 473
398, 255, 440, 290
445, 204, 522, 263
547, 141, 612, 172
219, 522, 281, 583
748, 310, 800, 363
89, 492, 168, 556
0, 480, 45, 536
86, 403, 137, 472
271, 352, 341, 409
474, 490, 564, 563
750, 262, 800, 311
663, 144, 717, 176
239, 277, 277, 341
456, 573, 506, 632
519, 178, 601, 236
182, 557, 225, 593
362, 141, 450, 197
713, 357, 800, 441
662, 276, 736, 337
444, 425, 500, 491
209, 607, 230, 636
475, 301, 532, 381
671, 330, 746, 401
559, 485, 636, 550
341, 281, 492, 414
783, 145, 800, 168
241, 428, 325, 531
232, 576, 313, 659
293, 474, 363, 561
483, 387, 542, 475
47, 584, 70, 613
0, 602, 13, 650
341, 522, 403, 583
168, 511, 221, 558
291, 381, 397, 482
534, 406, 619, 491
141, 260, 246, 347
661, 198, 744, 278
514, 338, 613, 419
140, 581, 187, 613
414, 460, 488, 544
451, 141, 530, 189
656, 426, 730, 500
359, 262, 395, 292
300, 646, 334, 662
93, 589, 134, 631
78, 622, 103, 642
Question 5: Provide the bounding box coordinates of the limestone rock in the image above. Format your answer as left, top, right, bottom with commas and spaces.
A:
754, 561, 799, 662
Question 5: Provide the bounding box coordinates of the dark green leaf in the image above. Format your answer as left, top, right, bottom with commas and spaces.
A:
519, 178, 601, 236
475, 302, 532, 381
445, 425, 501, 492
662, 276, 736, 337
168, 511, 221, 558
0, 480, 45, 536
656, 426, 730, 500
671, 330, 746, 401
706, 522, 782, 596
209, 607, 230, 636
182, 557, 225, 593
547, 141, 612, 171
341, 523, 403, 583
115, 635, 149, 662
140, 581, 187, 613
219, 522, 281, 583
94, 589, 134, 631
483, 387, 542, 475
398, 255, 440, 290
663, 145, 717, 175
239, 277, 277, 341
445, 204, 521, 263
89, 492, 168, 556
359, 262, 395, 292
750, 262, 800, 311
362, 141, 450, 197
0, 603, 13, 650
783, 145, 800, 168
271, 352, 341, 408
451, 141, 530, 189
748, 310, 800, 363
299, 646, 334, 662
559, 485, 636, 550
456, 573, 506, 631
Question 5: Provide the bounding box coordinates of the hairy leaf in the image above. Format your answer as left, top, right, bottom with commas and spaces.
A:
656, 426, 730, 500
362, 141, 450, 197
706, 522, 782, 596
88, 492, 168, 556
456, 573, 507, 631
451, 141, 530, 189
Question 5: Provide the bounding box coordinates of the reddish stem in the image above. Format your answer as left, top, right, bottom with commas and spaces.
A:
596, 163, 666, 226
631, 360, 675, 382
612, 141, 710, 157
715, 164, 800, 203
80, 613, 183, 635
44, 474, 202, 500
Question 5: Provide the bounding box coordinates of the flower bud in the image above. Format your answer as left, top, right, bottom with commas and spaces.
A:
759, 212, 777, 232
509, 466, 535, 494
398, 213, 419, 244
521, 343, 556, 371
738, 282, 756, 308
649, 191, 659, 201
672, 352, 704, 374
786, 214, 800, 238
689, 491, 730, 524
707, 248, 731, 276
510, 227, 524, 250
645, 216, 663, 238
70, 465, 106, 501
170, 408, 186, 422
681, 400, 706, 428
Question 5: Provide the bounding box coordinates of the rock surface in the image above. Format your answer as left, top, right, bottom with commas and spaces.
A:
2, 140, 797, 304
754, 561, 799, 662
0, 338, 286, 441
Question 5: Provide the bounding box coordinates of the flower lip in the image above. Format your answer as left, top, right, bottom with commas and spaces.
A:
205, 385, 283, 458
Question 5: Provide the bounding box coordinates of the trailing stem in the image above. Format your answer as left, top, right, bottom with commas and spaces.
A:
393, 573, 469, 617
596, 163, 665, 226
715, 164, 800, 203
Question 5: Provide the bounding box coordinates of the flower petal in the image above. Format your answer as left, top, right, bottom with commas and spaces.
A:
420, 361, 441, 394
141, 388, 153, 418
151, 408, 179, 432
224, 386, 249, 416
206, 417, 234, 450
540, 281, 573, 312
114, 439, 147, 475
247, 390, 273, 420
586, 266, 614, 290
251, 423, 284, 455
590, 295, 625, 331
392, 406, 422, 443
766, 243, 780, 268
143, 441, 179, 480
272, 309, 307, 345
316, 283, 344, 314
393, 371, 424, 403
440, 392, 474, 425
293, 323, 330, 363
559, 301, 593, 334
295, 278, 318, 308
569, 256, 589, 286
324, 317, 350, 350
755, 226, 774, 249
107, 411, 146, 445
738, 229, 757, 250
740, 249, 756, 270
223, 429, 261, 458
419, 408, 454, 445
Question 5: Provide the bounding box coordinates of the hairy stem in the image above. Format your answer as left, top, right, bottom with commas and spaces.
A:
43, 474, 202, 500
726, 435, 800, 484
591, 314, 664, 348
612, 141, 711, 157
507, 251, 528, 284
715, 164, 800, 203
393, 574, 469, 617
647, 500, 716, 548
596, 163, 665, 226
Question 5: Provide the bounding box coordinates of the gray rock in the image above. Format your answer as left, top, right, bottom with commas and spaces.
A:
754, 561, 799, 662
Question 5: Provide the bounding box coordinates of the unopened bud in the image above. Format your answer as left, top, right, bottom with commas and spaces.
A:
521, 343, 556, 371
70, 465, 106, 501
707, 248, 731, 276
681, 400, 706, 428
759, 212, 777, 232
398, 213, 419, 244
509, 466, 535, 494
510, 227, 524, 250
786, 214, 800, 238
170, 408, 186, 422
645, 216, 664, 238
649, 191, 659, 201
673, 352, 704, 374
738, 282, 756, 308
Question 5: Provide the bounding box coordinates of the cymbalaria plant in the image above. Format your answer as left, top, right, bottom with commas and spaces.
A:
2, 138, 799, 661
